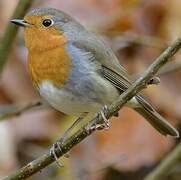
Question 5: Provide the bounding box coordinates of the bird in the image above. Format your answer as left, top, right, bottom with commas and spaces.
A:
11, 7, 179, 162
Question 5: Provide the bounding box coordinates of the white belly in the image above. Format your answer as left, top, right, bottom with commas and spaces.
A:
39, 81, 103, 115
39, 76, 120, 115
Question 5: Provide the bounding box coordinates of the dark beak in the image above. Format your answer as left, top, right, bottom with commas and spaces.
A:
10, 19, 32, 27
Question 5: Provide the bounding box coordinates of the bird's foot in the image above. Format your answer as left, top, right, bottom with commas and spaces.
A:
86, 106, 110, 133
50, 141, 63, 167
50, 139, 65, 168
98, 105, 110, 130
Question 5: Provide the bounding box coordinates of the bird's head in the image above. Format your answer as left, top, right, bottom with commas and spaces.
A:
11, 7, 83, 52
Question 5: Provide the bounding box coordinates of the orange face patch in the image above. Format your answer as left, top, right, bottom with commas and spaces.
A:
24, 15, 64, 51
24, 15, 71, 88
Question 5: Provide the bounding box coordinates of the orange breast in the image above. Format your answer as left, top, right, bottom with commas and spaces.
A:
28, 46, 71, 88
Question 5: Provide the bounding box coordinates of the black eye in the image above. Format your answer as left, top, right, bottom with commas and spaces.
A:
42, 19, 53, 27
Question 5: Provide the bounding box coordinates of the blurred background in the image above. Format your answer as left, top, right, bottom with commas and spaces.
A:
0, 0, 181, 179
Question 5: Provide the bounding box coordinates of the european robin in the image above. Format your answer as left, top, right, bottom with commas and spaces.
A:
11, 8, 179, 161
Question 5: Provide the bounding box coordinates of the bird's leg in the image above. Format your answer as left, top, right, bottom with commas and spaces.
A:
50, 112, 88, 167
60, 112, 88, 144
86, 105, 110, 132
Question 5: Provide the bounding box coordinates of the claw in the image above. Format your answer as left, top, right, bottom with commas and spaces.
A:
99, 106, 110, 130
85, 123, 94, 134
50, 141, 64, 167
86, 106, 110, 132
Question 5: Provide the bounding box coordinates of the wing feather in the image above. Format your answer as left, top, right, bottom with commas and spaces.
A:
71, 32, 179, 137
72, 33, 154, 112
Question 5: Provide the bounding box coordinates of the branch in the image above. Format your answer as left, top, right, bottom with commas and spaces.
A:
0, 0, 34, 75
4, 38, 181, 180
144, 142, 181, 180
106, 33, 167, 50
0, 101, 43, 121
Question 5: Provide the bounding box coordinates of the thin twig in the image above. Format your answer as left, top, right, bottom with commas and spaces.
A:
0, 101, 44, 120
0, 0, 34, 75
144, 142, 181, 180
3, 38, 181, 180
114, 33, 167, 49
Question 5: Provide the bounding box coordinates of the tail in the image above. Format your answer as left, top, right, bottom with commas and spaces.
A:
133, 95, 179, 137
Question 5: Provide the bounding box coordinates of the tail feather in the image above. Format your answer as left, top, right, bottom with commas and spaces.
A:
134, 95, 179, 137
